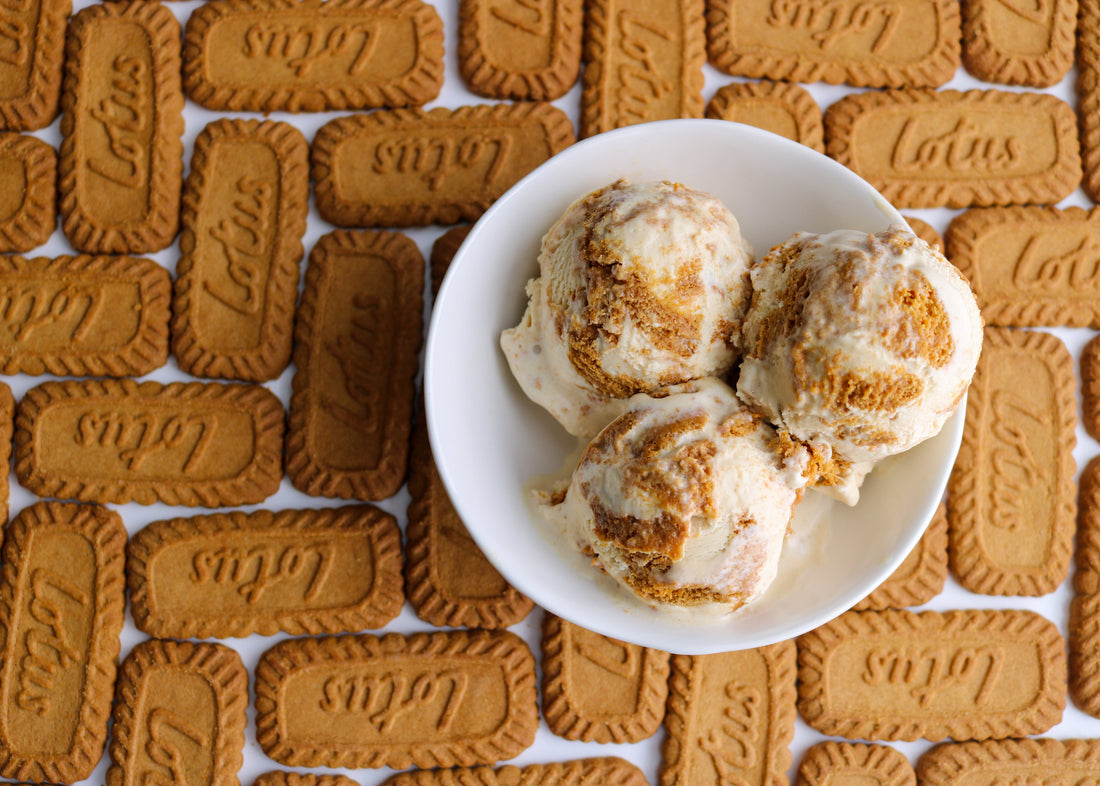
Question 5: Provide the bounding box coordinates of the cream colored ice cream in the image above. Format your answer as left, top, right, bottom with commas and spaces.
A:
536, 377, 810, 615
501, 179, 753, 438
737, 224, 982, 504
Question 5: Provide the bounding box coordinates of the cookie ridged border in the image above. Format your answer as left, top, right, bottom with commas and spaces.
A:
0, 383, 11, 525
948, 328, 1076, 595
311, 103, 575, 227
14, 378, 285, 506
405, 410, 533, 629
579, 0, 705, 138
0, 135, 56, 252
904, 215, 944, 251
127, 505, 404, 639
183, 0, 443, 112
0, 0, 69, 130
540, 614, 668, 743
255, 774, 359, 786
59, 0, 184, 254
946, 206, 1100, 327
797, 609, 1066, 741
286, 230, 422, 501
1083, 336, 1100, 441
107, 640, 247, 786
172, 118, 309, 382
1078, 0, 1100, 199
0, 254, 170, 377
0, 502, 125, 783
1070, 456, 1100, 716
853, 502, 947, 610
380, 757, 649, 785
825, 88, 1081, 208
660, 641, 796, 786
253, 630, 539, 769
797, 742, 915, 786
962, 0, 1076, 85
458, 0, 583, 101
706, 0, 960, 87
917, 738, 1100, 783
705, 80, 824, 153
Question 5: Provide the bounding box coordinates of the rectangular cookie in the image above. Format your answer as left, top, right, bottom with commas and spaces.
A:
579, 0, 705, 138
853, 501, 947, 610
172, 118, 309, 382
947, 327, 1076, 596
797, 609, 1066, 741
312, 103, 574, 227
253, 630, 539, 769
405, 409, 533, 629
0, 0, 69, 130
796, 742, 915, 786
127, 505, 404, 639
1084, 334, 1100, 441
458, 0, 583, 101
961, 0, 1076, 86
14, 378, 284, 507
381, 757, 649, 785
286, 231, 422, 501
705, 81, 824, 153
0, 134, 56, 252
0, 255, 170, 377
946, 206, 1100, 327
1070, 454, 1100, 717
1078, 0, 1100, 199
918, 739, 1100, 784
0, 502, 126, 784
59, 0, 184, 253
0, 382, 10, 524
708, 0, 959, 87
429, 225, 470, 296
660, 641, 796, 786
107, 639, 247, 786
540, 614, 668, 743
824, 88, 1081, 208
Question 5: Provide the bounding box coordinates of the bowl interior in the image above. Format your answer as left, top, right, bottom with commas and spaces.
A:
425, 119, 962, 654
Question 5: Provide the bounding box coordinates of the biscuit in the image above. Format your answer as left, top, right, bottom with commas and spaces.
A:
796, 742, 916, 786
183, 0, 443, 113
430, 225, 471, 296
107, 639, 247, 786
917, 738, 1100, 784
946, 206, 1100, 327
0, 0, 68, 130
1082, 334, 1100, 441
381, 757, 650, 785
853, 501, 947, 610
824, 89, 1081, 208
172, 118, 309, 382
0, 255, 170, 377
579, 0, 705, 138
128, 505, 404, 639
660, 641, 796, 786
0, 502, 125, 783
706, 0, 960, 87
903, 215, 943, 252
797, 608, 1066, 741
947, 328, 1076, 596
1077, 0, 1100, 199
286, 231, 422, 501
1070, 455, 1100, 716
59, 0, 184, 254
540, 614, 669, 743
406, 410, 533, 629
458, 0, 583, 101
0, 134, 56, 252
255, 774, 358, 786
253, 630, 539, 769
312, 103, 575, 227
0, 383, 10, 523
14, 378, 285, 507
961, 0, 1075, 85
705, 81, 824, 152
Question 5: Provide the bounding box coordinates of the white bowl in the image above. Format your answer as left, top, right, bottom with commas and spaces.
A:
425, 119, 964, 655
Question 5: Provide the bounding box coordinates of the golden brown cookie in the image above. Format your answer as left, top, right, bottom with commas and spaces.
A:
0, 0, 69, 130
255, 774, 358, 786
0, 383, 10, 524
254, 630, 539, 769
312, 103, 575, 227
660, 641, 796, 786
853, 502, 948, 610
579, 0, 705, 138
797, 742, 916, 786
286, 230, 422, 501
0, 134, 55, 252
918, 739, 1100, 784
1078, 0, 1100, 200
824, 89, 1081, 208
797, 609, 1066, 741
381, 758, 650, 785
706, 81, 824, 152
0, 502, 125, 783
948, 328, 1076, 596
903, 215, 943, 253
430, 225, 471, 296
1082, 334, 1100, 441
59, 0, 184, 253
172, 118, 309, 382
961, 0, 1076, 86
1070, 455, 1100, 717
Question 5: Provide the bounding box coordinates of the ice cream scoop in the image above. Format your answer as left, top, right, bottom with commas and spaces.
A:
737, 224, 982, 504
501, 179, 753, 438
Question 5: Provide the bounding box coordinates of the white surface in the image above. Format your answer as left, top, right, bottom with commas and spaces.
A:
17, 0, 1100, 783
